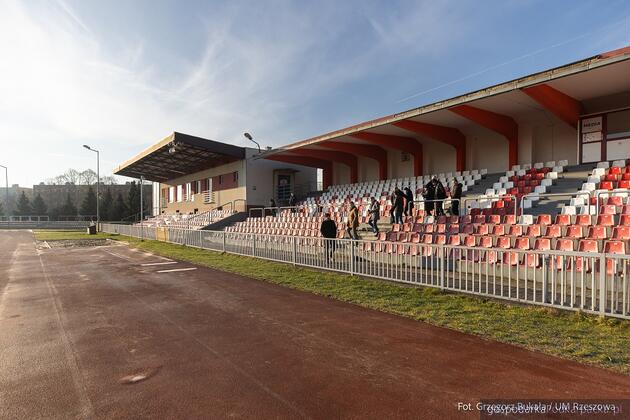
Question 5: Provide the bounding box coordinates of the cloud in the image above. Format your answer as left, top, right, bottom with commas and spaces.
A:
0, 0, 521, 186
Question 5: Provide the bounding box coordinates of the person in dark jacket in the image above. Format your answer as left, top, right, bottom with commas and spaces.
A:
269, 198, 277, 216
403, 187, 414, 217
451, 181, 463, 216
435, 178, 447, 216
389, 191, 397, 223
393, 188, 405, 224
320, 213, 338, 261
423, 179, 436, 215
288, 193, 297, 212
367, 197, 380, 235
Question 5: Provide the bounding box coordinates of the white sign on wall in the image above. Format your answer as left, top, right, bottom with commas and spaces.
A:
581, 116, 603, 134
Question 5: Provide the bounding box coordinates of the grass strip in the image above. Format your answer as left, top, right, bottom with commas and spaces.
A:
34, 230, 630, 375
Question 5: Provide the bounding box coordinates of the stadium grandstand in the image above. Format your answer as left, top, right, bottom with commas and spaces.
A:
108, 46, 630, 319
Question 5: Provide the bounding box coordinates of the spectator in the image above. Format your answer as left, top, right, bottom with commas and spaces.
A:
289, 193, 297, 212
423, 179, 436, 215
367, 197, 380, 235
269, 198, 277, 216
393, 189, 405, 224
389, 190, 397, 223
435, 178, 447, 216
320, 213, 338, 261
403, 187, 414, 217
347, 201, 360, 240
451, 180, 463, 216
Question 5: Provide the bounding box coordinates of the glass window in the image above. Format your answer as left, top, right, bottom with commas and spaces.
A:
607, 109, 630, 140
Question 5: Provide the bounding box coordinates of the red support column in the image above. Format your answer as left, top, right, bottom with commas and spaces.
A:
349, 132, 423, 176
318, 141, 388, 180
521, 84, 582, 128
392, 120, 466, 171
289, 149, 358, 184
450, 105, 518, 168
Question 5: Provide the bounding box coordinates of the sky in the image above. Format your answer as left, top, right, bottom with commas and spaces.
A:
1, 0, 629, 187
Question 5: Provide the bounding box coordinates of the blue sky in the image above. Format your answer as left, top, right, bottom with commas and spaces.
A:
1, 0, 629, 186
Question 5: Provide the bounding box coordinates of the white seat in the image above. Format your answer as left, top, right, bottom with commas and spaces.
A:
570, 197, 585, 206
541, 179, 553, 187
552, 165, 564, 173
591, 167, 606, 177
504, 181, 514, 189
485, 189, 496, 196
613, 159, 627, 167
597, 161, 610, 169
493, 182, 502, 190
511, 165, 521, 171
521, 199, 533, 209
546, 172, 558, 180
581, 182, 596, 191
534, 162, 544, 169
516, 169, 526, 176
519, 215, 534, 225
544, 161, 556, 168
506, 170, 515, 177
499, 176, 508, 183
561, 206, 576, 215
534, 185, 547, 194
558, 159, 569, 167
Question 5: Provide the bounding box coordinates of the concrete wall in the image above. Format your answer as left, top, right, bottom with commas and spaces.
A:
357, 156, 379, 182
245, 150, 318, 208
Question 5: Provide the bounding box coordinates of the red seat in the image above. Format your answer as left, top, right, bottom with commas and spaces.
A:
424, 224, 435, 234
587, 225, 607, 240
412, 223, 424, 233
410, 233, 421, 243
491, 224, 506, 236
526, 238, 551, 268
436, 215, 447, 224
508, 225, 523, 236
623, 205, 630, 215
596, 214, 615, 226
599, 181, 614, 190
448, 235, 461, 246
434, 234, 447, 245
544, 224, 562, 238
604, 174, 619, 181
392, 224, 400, 232
603, 241, 626, 274
578, 239, 599, 252
525, 224, 542, 238
475, 224, 490, 235
555, 214, 571, 226
619, 215, 630, 226
599, 205, 617, 215
461, 224, 474, 235
447, 216, 459, 224
460, 215, 472, 224
619, 180, 630, 189
473, 215, 486, 224
606, 196, 624, 207
503, 215, 517, 225
609, 166, 623, 175
536, 214, 552, 225
487, 214, 501, 224
575, 214, 591, 226
436, 224, 447, 234
566, 225, 584, 239
447, 224, 460, 235
612, 226, 630, 240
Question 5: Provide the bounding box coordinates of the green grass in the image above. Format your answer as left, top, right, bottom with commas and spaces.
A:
33, 230, 120, 241
34, 230, 630, 374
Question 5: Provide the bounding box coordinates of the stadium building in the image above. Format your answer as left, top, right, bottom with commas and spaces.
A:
109, 46, 630, 318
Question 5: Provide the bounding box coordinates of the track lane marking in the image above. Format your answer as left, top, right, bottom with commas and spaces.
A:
156, 267, 197, 273
141, 261, 178, 266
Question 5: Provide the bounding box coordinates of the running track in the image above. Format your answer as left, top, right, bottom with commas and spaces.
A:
1, 230, 629, 419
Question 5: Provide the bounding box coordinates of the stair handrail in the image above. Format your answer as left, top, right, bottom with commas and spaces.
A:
594, 188, 630, 216
519, 191, 592, 218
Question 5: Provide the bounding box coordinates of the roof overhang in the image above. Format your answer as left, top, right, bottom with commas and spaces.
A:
260, 46, 630, 159
114, 132, 245, 182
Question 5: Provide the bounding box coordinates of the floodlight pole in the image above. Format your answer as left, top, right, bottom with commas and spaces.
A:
83, 145, 100, 227
140, 176, 144, 241
0, 164, 8, 227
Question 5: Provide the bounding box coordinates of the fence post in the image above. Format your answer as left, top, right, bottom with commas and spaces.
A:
222, 231, 226, 253
292, 236, 297, 266
599, 254, 606, 315
350, 241, 355, 276
252, 234, 256, 257
439, 245, 445, 290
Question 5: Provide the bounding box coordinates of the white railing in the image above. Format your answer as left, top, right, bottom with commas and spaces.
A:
100, 223, 630, 320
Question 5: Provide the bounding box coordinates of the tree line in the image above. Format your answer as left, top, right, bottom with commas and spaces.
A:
3, 182, 149, 221
44, 168, 119, 186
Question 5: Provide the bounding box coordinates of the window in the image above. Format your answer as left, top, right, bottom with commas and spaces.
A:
185, 183, 192, 201
218, 175, 223, 185
169, 187, 175, 203
233, 171, 238, 182
176, 185, 183, 202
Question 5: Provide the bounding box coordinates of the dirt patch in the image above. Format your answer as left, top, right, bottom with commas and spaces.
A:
39, 239, 118, 249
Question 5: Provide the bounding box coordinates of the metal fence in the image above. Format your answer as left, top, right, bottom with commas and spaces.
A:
100, 223, 630, 320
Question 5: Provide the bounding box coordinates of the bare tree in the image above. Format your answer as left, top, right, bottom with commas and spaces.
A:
80, 169, 97, 185
64, 169, 81, 184
101, 175, 120, 185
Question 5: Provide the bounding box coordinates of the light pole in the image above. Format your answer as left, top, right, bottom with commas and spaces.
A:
0, 164, 8, 227
82, 145, 100, 226
243, 132, 261, 153
140, 176, 144, 241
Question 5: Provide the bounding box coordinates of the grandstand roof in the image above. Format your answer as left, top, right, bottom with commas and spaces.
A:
262, 45, 630, 169
114, 132, 245, 182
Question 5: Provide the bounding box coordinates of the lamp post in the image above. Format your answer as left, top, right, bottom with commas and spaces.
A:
243, 132, 261, 153
0, 164, 7, 227
82, 145, 100, 226
140, 175, 144, 241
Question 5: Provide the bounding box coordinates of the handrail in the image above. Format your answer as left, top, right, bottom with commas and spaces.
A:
462, 194, 518, 217
411, 198, 461, 215
594, 188, 630, 216
519, 191, 592, 217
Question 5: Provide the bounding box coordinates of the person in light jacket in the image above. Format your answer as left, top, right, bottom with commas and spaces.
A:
347, 201, 359, 240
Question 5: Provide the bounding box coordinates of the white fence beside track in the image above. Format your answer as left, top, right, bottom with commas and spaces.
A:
101, 223, 630, 320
